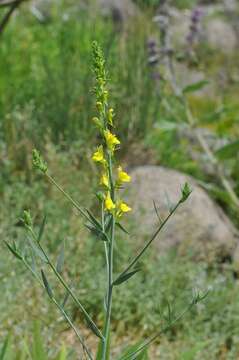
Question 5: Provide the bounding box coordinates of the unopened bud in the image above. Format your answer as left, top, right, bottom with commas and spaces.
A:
32, 149, 47, 173
23, 210, 32, 227
180, 182, 192, 203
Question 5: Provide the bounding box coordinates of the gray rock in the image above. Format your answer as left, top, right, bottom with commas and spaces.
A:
205, 18, 237, 53
126, 166, 239, 263
97, 0, 139, 23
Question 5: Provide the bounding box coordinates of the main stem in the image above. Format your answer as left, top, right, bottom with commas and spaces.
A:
102, 152, 115, 360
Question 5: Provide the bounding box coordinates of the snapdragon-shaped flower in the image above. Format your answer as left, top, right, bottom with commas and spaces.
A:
100, 173, 109, 188
92, 145, 105, 164
104, 130, 120, 153
116, 200, 132, 218
117, 166, 131, 184
105, 192, 116, 211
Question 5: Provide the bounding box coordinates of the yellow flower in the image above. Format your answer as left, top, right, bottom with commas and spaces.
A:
116, 200, 132, 217
117, 166, 131, 183
119, 201, 132, 213
92, 145, 105, 163
100, 173, 109, 188
105, 192, 115, 211
104, 130, 120, 152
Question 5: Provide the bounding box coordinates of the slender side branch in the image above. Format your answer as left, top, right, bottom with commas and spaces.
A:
45, 173, 91, 221
114, 200, 181, 284
120, 302, 195, 360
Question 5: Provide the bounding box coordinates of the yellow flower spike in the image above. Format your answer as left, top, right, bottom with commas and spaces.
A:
105, 192, 116, 211
117, 166, 131, 183
100, 173, 109, 188
104, 129, 120, 152
92, 145, 105, 163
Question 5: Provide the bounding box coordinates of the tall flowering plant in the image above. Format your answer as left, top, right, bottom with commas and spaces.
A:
5, 42, 205, 359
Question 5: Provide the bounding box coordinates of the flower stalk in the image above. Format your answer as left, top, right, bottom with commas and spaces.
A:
5, 41, 204, 360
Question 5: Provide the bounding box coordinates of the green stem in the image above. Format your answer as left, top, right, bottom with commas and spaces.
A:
52, 298, 93, 360
101, 149, 116, 359
102, 215, 115, 360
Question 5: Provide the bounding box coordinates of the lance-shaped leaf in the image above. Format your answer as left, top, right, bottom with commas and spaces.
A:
85, 223, 108, 242
85, 209, 103, 231
117, 341, 147, 360
28, 237, 48, 263
4, 241, 22, 260
116, 222, 130, 235
37, 215, 47, 243
113, 269, 141, 286
41, 270, 53, 299
183, 80, 209, 94
56, 241, 65, 274
153, 200, 163, 224
61, 289, 71, 308
104, 214, 112, 232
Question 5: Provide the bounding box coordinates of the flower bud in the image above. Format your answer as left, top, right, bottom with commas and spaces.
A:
32, 149, 47, 173
96, 101, 103, 112
180, 182, 192, 203
23, 210, 32, 227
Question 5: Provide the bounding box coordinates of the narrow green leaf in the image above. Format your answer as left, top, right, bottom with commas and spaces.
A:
41, 270, 53, 299
153, 200, 162, 224
85, 209, 103, 231
183, 80, 209, 94
28, 238, 48, 263
85, 223, 108, 242
117, 342, 147, 360
56, 241, 65, 274
116, 222, 130, 235
86, 317, 105, 340
215, 140, 239, 160
114, 269, 141, 286
37, 215, 47, 243
4, 241, 22, 260
61, 290, 70, 308
104, 214, 112, 232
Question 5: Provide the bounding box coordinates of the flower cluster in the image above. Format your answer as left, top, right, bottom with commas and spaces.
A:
91, 41, 131, 218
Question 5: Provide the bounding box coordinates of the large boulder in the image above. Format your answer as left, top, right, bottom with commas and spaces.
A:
126, 166, 239, 263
